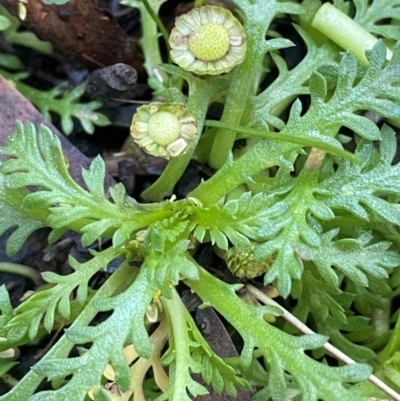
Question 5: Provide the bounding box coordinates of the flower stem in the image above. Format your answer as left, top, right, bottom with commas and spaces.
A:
0, 262, 42, 286
136, 0, 168, 88
141, 79, 219, 201
205, 120, 359, 163
311, 3, 392, 64
208, 7, 270, 170
141, 0, 170, 61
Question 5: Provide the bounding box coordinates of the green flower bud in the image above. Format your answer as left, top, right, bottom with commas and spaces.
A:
130, 102, 197, 159
169, 5, 246, 75
226, 246, 274, 278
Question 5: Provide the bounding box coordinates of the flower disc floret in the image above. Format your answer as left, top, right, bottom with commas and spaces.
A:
169, 5, 246, 75
148, 112, 180, 147
189, 23, 230, 61
130, 102, 197, 159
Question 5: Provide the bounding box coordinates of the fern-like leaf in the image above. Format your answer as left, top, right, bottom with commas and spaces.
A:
354, 0, 400, 41
291, 269, 347, 326
316, 125, 400, 225
311, 230, 400, 287
29, 265, 158, 401
255, 124, 400, 296
160, 288, 251, 401
187, 265, 373, 401
192, 192, 283, 250
285, 41, 400, 143
0, 70, 109, 135
0, 122, 169, 253
144, 229, 199, 298
2, 247, 117, 348
290, 270, 376, 361
255, 169, 323, 296
346, 275, 392, 316
247, 26, 338, 130
0, 285, 14, 338
0, 194, 47, 256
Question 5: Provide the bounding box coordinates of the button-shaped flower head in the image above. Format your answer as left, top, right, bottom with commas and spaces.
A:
130, 102, 197, 160
226, 246, 274, 278
169, 5, 246, 75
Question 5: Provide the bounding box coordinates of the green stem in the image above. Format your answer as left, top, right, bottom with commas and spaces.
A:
136, 0, 168, 88
142, 0, 171, 61
0, 262, 42, 286
369, 306, 391, 343
378, 308, 400, 365
205, 120, 359, 163
0, 262, 137, 401
208, 6, 273, 169
141, 79, 217, 201
311, 3, 392, 64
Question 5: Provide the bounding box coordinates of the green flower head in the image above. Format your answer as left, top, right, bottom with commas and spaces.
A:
130, 102, 197, 159
169, 5, 246, 75
226, 246, 274, 278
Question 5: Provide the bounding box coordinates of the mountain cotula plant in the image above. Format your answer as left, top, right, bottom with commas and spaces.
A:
2, 0, 400, 400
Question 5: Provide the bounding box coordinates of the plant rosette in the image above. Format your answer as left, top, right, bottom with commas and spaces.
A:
130, 102, 197, 159
169, 5, 246, 75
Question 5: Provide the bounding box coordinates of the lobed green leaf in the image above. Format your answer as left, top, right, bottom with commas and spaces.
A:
2, 248, 116, 349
